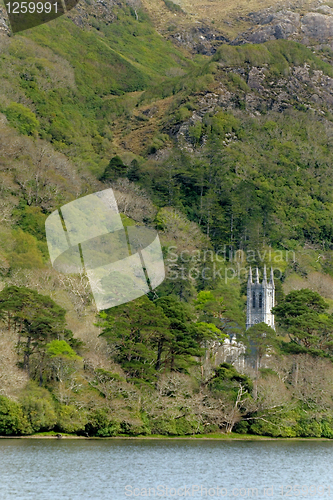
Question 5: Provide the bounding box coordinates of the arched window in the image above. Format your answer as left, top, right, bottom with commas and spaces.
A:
252, 292, 256, 308
259, 293, 262, 308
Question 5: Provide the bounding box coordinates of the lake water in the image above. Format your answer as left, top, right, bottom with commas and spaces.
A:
0, 439, 332, 499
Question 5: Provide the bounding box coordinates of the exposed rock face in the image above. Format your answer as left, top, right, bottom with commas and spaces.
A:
301, 12, 333, 41
170, 25, 229, 55
233, 8, 333, 47
173, 61, 333, 149
67, 0, 118, 28
0, 6, 9, 34
248, 9, 301, 40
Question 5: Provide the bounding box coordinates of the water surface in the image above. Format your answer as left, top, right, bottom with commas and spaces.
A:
0, 438, 332, 499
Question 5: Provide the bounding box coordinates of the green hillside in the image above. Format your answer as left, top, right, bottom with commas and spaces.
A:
1, 1, 333, 438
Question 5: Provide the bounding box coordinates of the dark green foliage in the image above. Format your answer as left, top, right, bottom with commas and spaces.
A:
149, 417, 177, 435
120, 418, 151, 436
99, 296, 170, 380
209, 363, 253, 396
245, 323, 278, 368
99, 295, 220, 379
14, 205, 47, 241
143, 108, 333, 249
155, 296, 205, 371
273, 289, 333, 352
127, 159, 141, 182
85, 409, 121, 437
162, 0, 184, 13
100, 156, 127, 182
0, 286, 76, 377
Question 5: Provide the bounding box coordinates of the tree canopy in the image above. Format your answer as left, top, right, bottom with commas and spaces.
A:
272, 289, 333, 353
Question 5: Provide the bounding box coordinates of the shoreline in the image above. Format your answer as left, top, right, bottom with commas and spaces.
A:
0, 434, 332, 441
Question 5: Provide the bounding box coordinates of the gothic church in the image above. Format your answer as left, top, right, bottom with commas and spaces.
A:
246, 266, 275, 330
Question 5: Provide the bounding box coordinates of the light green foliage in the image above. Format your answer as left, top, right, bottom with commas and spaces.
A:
5, 102, 39, 136
0, 396, 31, 435
7, 229, 45, 269
213, 40, 333, 78
148, 134, 169, 154
57, 405, 87, 434
46, 340, 81, 360
20, 384, 57, 432
295, 418, 322, 438
208, 111, 240, 137
14, 205, 47, 240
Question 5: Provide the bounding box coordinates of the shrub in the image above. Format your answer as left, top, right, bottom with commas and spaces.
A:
175, 416, 201, 435
163, 0, 184, 13
0, 396, 31, 435
295, 418, 322, 438
85, 409, 121, 437
5, 102, 39, 136
150, 417, 177, 435
20, 384, 57, 433
57, 405, 88, 434
321, 419, 333, 439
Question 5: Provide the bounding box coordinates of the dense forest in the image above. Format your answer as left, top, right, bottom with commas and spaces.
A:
1, 0, 333, 438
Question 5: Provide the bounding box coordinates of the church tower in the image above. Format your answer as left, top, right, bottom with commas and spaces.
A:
246, 266, 275, 330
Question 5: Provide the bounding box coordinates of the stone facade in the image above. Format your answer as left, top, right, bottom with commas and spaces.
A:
246, 266, 275, 330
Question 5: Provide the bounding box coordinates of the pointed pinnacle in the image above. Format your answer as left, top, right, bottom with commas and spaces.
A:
255, 267, 259, 283
270, 267, 275, 286
248, 266, 253, 284
263, 264, 267, 282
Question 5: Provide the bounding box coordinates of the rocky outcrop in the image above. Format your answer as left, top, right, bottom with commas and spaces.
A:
301, 12, 333, 41
174, 60, 333, 149
247, 10, 300, 41
67, 0, 118, 29
0, 7, 9, 34
164, 4, 333, 53
233, 8, 333, 47
170, 25, 229, 56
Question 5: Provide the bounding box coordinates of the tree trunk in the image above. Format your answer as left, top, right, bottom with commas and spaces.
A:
23, 336, 31, 376
155, 339, 164, 370
253, 351, 259, 400
293, 357, 299, 387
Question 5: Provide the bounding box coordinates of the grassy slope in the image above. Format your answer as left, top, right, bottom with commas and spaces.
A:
141, 0, 317, 38
0, 3, 194, 175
